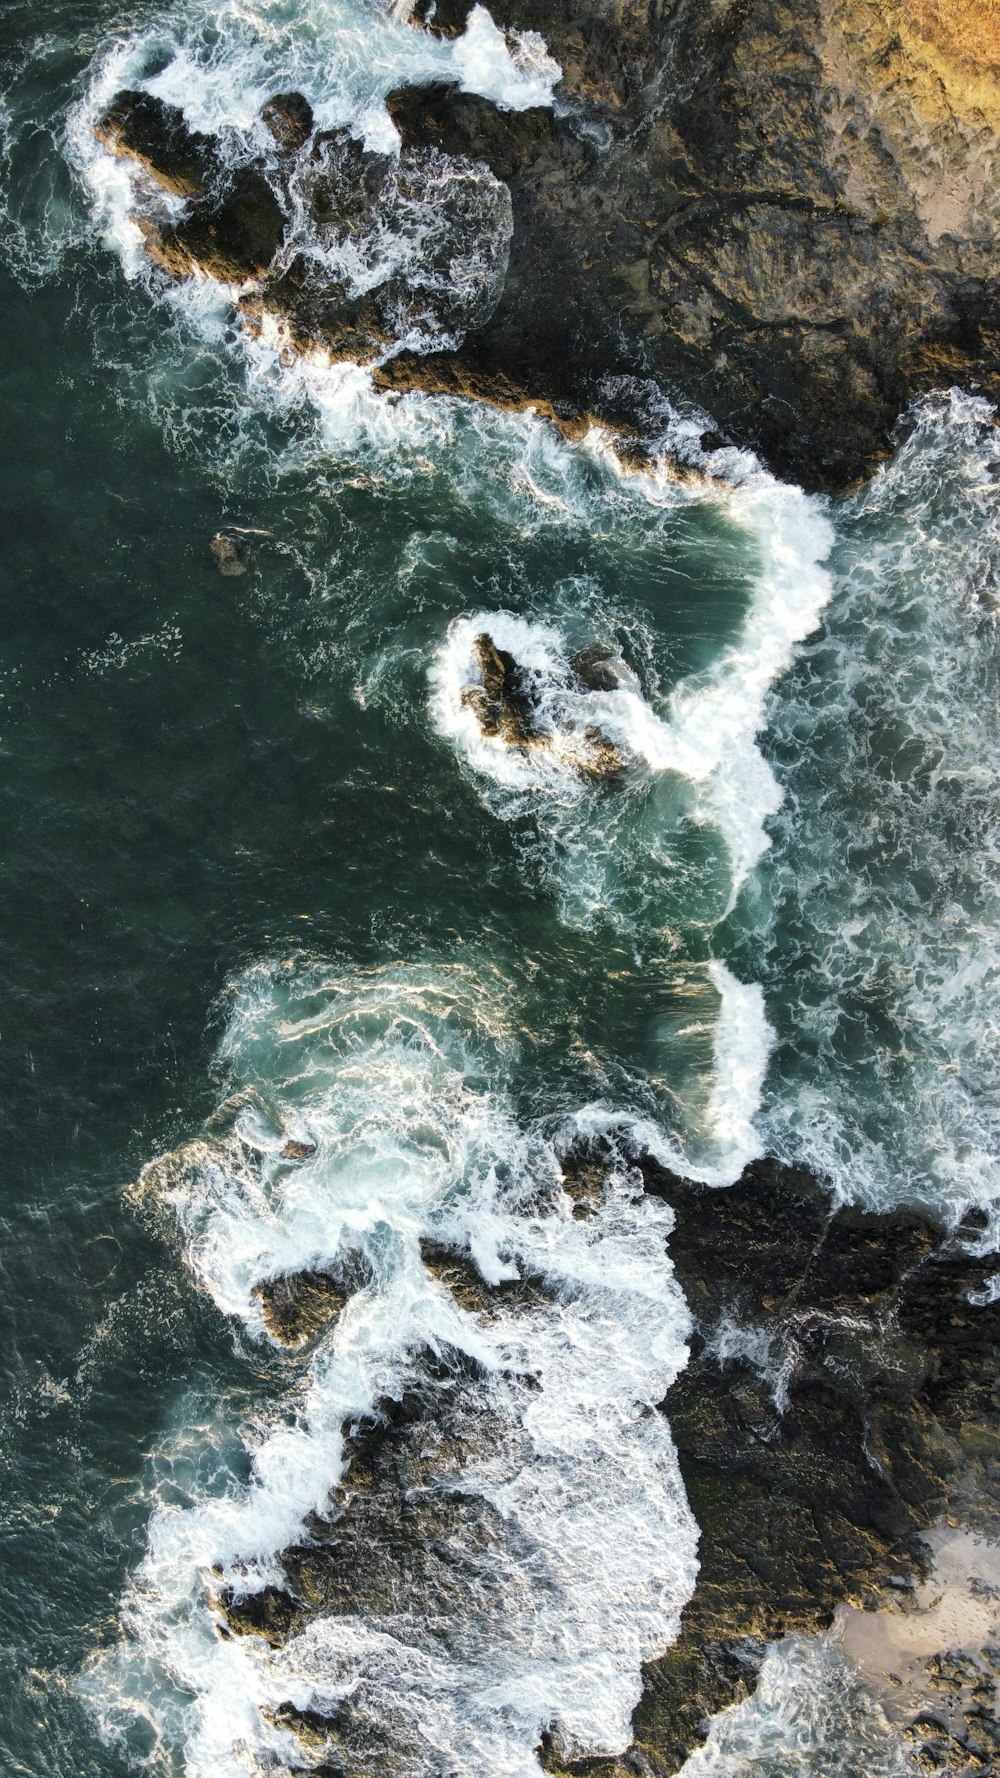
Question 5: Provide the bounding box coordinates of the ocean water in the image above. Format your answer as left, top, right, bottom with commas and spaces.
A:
0, 1, 997, 1774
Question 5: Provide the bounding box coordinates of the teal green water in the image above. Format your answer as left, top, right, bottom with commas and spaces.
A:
0, 2, 997, 1774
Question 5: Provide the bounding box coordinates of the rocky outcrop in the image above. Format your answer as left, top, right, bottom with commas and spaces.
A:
94, 89, 215, 197
458, 631, 632, 780
461, 633, 546, 745
252, 1269, 349, 1348
213, 1142, 1000, 1776
381, 0, 1000, 490
95, 1, 1000, 488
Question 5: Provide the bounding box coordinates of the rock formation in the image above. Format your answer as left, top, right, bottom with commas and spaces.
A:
458, 631, 632, 779
94, 0, 1000, 491
214, 1141, 1000, 1776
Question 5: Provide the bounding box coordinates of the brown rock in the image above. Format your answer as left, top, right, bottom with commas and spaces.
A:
209, 532, 246, 576
461, 631, 546, 744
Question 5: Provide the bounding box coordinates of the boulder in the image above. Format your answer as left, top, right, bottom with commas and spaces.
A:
209, 532, 247, 576
260, 90, 314, 153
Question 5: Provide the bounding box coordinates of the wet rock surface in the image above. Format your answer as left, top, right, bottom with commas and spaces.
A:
624, 1146, 1000, 1776
461, 632, 546, 745
214, 1140, 1000, 1776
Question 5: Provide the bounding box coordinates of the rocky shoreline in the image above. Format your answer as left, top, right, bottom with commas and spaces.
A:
216, 1139, 1000, 1776
93, 0, 1000, 491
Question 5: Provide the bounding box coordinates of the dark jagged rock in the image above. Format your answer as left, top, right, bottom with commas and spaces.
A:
385, 80, 556, 181
138, 165, 284, 283
409, 0, 474, 37
280, 1137, 317, 1160
260, 90, 314, 152
217, 1580, 303, 1645
558, 1139, 1000, 1775
238, 254, 393, 364
461, 632, 545, 745
389, 0, 1000, 490
94, 90, 215, 197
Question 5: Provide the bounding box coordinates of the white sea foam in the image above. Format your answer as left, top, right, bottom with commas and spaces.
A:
752, 389, 1000, 1229
703, 960, 775, 1180
636, 426, 836, 896
85, 957, 699, 1776
677, 1632, 912, 1778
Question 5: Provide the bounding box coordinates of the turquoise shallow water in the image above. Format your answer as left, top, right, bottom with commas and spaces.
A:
1, 2, 998, 1773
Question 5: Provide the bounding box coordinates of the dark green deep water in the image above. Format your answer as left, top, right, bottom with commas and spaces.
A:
1, 3, 999, 1774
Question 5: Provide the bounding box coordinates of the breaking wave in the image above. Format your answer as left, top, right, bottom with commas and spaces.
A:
748, 389, 1000, 1230
83, 957, 698, 1777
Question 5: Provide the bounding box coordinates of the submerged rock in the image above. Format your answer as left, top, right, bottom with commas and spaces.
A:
209, 532, 247, 576
571, 645, 634, 694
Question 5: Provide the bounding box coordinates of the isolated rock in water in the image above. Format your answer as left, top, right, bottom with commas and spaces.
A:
280, 1137, 317, 1160
210, 533, 247, 576
94, 90, 215, 198
461, 632, 545, 744
252, 1269, 349, 1348
260, 90, 314, 153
